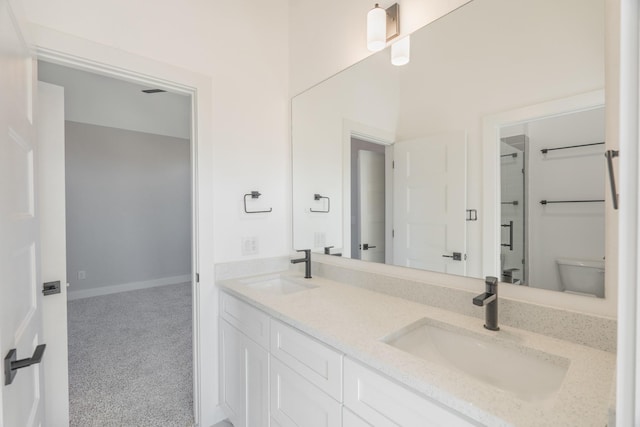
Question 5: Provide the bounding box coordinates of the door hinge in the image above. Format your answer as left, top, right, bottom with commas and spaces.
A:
392, 160, 395, 169
196, 273, 200, 283
392, 229, 395, 238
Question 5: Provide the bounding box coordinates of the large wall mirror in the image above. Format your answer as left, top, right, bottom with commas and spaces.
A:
292, 0, 607, 298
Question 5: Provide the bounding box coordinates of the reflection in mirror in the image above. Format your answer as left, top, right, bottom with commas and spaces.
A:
350, 138, 386, 263
292, 0, 605, 296
499, 108, 605, 297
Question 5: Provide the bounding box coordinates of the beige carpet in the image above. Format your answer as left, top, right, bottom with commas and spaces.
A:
67, 282, 194, 427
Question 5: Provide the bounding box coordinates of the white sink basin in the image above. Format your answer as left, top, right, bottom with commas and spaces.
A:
238, 274, 317, 295
382, 319, 569, 402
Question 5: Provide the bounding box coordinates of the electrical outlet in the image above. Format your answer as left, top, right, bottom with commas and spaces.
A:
78, 270, 86, 280
241, 237, 259, 256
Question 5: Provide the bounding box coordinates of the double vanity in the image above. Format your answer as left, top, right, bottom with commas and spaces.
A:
217, 265, 615, 426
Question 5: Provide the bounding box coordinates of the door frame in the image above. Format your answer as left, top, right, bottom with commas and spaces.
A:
35, 44, 217, 425
616, 0, 639, 423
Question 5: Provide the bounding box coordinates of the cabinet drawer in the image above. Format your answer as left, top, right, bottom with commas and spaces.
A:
270, 356, 342, 427
343, 408, 372, 427
344, 358, 479, 427
220, 292, 270, 348
270, 319, 343, 401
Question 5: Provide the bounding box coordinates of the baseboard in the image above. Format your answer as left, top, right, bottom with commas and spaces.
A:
67, 274, 192, 301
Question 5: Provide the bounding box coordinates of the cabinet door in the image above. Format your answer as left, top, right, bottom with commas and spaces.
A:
220, 319, 269, 427
270, 319, 343, 400
270, 356, 342, 427
344, 358, 479, 427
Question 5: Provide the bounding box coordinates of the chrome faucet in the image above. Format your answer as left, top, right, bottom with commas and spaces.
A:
473, 276, 499, 331
291, 249, 312, 278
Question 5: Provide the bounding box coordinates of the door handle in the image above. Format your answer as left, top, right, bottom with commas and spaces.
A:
605, 150, 619, 210
501, 220, 514, 251
360, 243, 377, 250
4, 344, 46, 386
442, 252, 463, 261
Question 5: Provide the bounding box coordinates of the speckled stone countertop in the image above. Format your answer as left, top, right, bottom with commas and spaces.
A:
217, 271, 616, 427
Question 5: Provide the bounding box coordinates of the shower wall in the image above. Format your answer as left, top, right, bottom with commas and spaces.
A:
500, 140, 525, 284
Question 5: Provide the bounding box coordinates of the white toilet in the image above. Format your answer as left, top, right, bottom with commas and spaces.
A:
556, 258, 605, 298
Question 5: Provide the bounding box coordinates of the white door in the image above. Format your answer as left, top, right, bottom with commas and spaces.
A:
359, 150, 385, 263
38, 81, 70, 425
393, 132, 467, 275
0, 0, 46, 426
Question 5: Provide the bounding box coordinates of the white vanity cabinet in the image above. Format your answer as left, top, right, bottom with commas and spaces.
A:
270, 356, 342, 427
219, 291, 479, 427
343, 358, 479, 427
342, 408, 372, 427
219, 293, 270, 427
270, 319, 343, 400
269, 319, 343, 426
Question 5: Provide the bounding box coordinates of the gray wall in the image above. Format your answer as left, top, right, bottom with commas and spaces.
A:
65, 121, 191, 291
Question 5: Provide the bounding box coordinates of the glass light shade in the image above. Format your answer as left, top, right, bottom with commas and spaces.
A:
367, 4, 387, 52
391, 36, 410, 66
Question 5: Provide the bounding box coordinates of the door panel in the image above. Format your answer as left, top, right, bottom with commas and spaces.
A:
393, 132, 467, 275
0, 0, 44, 425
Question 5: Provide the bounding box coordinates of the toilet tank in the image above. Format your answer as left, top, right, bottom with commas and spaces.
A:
556, 258, 605, 298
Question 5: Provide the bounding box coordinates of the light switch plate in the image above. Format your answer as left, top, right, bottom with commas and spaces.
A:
241, 236, 259, 255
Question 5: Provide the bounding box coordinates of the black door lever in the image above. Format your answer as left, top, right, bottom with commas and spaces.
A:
4, 344, 46, 385
442, 252, 463, 261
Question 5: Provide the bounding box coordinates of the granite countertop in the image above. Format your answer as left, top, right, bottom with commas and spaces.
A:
217, 271, 616, 427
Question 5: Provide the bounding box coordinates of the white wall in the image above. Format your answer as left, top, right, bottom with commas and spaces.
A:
64, 121, 191, 293
23, 0, 291, 264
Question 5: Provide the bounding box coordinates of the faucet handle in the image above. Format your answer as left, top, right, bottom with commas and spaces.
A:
485, 276, 498, 292
485, 276, 498, 285
295, 249, 311, 257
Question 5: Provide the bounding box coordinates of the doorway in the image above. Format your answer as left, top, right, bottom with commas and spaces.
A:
38, 61, 196, 426
350, 137, 386, 263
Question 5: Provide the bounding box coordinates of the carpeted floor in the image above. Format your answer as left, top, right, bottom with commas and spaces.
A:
67, 282, 194, 427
